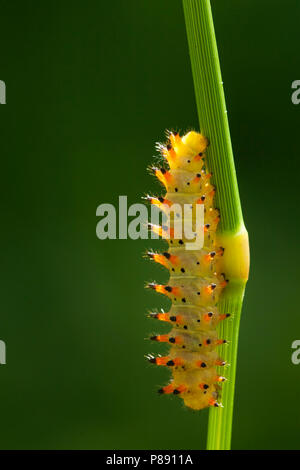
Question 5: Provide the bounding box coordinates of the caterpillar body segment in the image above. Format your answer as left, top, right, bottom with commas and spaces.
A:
146, 131, 229, 410
147, 276, 227, 306
147, 349, 226, 371
147, 247, 224, 277
149, 306, 230, 331
150, 329, 226, 352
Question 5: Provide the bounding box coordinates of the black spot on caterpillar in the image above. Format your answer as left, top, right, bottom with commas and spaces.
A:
146, 131, 230, 410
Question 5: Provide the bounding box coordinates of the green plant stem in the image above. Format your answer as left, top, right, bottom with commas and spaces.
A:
182, 0, 248, 450
206, 281, 245, 450
182, 0, 243, 233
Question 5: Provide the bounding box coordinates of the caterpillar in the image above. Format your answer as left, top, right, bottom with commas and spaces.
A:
146, 130, 230, 410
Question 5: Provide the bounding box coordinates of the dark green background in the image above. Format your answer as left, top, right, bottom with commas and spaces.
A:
1, 0, 299, 450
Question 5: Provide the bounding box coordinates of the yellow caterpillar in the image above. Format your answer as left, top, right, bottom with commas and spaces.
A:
146, 130, 229, 410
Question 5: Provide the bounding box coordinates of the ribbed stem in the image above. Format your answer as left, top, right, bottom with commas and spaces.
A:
183, 0, 243, 233
182, 0, 249, 450
206, 281, 245, 450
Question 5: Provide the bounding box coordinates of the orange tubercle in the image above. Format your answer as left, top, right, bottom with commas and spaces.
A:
156, 356, 170, 366
193, 153, 204, 162
174, 336, 183, 345
199, 383, 209, 390
192, 174, 201, 184
162, 384, 174, 394
215, 359, 226, 366
173, 357, 184, 366
216, 339, 227, 345
169, 254, 180, 266
155, 335, 169, 343
214, 375, 226, 382
203, 313, 213, 323
152, 254, 169, 269
169, 132, 181, 147
173, 314, 183, 324
155, 168, 172, 188
209, 398, 218, 407
149, 196, 172, 208
176, 384, 187, 394
156, 313, 170, 322
205, 283, 217, 295
163, 147, 177, 165
219, 313, 230, 321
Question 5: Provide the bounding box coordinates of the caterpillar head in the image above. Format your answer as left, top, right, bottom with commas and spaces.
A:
181, 131, 209, 154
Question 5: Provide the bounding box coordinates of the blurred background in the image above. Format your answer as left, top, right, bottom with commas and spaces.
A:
0, 0, 299, 450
